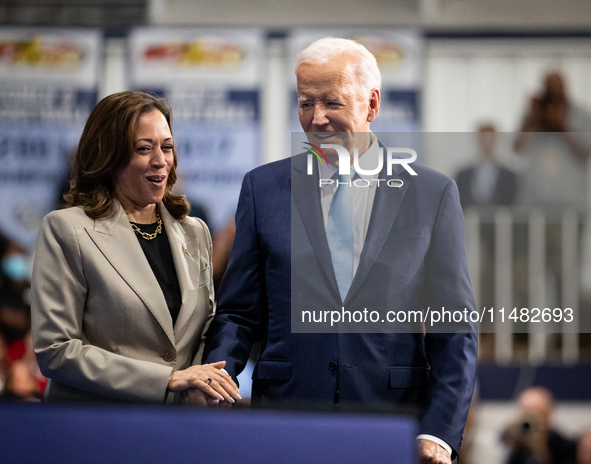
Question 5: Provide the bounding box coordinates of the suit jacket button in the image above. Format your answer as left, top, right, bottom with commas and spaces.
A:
163, 351, 175, 362
329, 361, 337, 371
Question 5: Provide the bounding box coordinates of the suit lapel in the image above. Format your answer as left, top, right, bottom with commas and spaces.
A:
291, 153, 340, 299
344, 149, 410, 304
159, 206, 202, 336
291, 146, 413, 305
85, 201, 175, 346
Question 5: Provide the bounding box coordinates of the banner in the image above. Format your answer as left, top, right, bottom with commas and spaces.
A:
287, 29, 424, 133
0, 28, 101, 247
129, 28, 264, 232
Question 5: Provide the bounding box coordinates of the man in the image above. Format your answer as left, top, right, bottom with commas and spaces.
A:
456, 123, 518, 209
502, 387, 576, 464
203, 37, 477, 464
455, 123, 518, 316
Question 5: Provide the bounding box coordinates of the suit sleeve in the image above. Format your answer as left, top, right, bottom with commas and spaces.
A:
419, 180, 478, 457
202, 171, 266, 380
31, 212, 172, 402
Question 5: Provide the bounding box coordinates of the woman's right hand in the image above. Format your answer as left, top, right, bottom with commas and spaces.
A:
167, 361, 241, 403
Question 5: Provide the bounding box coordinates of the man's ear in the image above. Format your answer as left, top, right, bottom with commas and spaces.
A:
367, 88, 380, 123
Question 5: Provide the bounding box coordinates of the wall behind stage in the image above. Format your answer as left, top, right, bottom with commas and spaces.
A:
5, 29, 591, 246
128, 28, 265, 232
0, 28, 101, 248
423, 37, 591, 190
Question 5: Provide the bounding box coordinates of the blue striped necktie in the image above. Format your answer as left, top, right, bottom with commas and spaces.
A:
327, 171, 354, 301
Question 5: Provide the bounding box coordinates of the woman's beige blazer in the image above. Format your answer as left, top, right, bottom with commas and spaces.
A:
31, 201, 214, 403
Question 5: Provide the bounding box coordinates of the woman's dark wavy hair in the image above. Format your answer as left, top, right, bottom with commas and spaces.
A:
64, 91, 189, 220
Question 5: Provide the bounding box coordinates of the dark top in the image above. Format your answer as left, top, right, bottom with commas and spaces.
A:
131, 221, 182, 325
507, 429, 577, 464
455, 164, 518, 209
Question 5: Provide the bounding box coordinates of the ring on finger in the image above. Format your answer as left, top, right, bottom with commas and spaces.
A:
207, 377, 212, 385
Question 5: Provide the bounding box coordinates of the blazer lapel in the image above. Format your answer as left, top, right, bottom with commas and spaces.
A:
291, 153, 340, 299
159, 206, 202, 336
344, 149, 410, 304
85, 201, 175, 346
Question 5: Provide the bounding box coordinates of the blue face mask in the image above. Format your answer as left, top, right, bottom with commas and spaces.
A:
1, 255, 31, 281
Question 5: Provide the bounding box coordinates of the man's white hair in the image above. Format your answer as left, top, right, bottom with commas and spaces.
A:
295, 37, 381, 97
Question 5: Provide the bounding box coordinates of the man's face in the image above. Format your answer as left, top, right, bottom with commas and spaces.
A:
478, 128, 497, 159
519, 390, 552, 429
296, 53, 379, 165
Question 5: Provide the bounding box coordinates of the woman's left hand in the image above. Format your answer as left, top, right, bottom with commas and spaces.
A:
167, 360, 241, 403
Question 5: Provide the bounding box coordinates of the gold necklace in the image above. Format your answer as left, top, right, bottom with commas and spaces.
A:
131, 212, 162, 240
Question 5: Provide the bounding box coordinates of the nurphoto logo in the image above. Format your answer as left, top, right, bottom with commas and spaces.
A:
305, 143, 418, 188
303, 142, 328, 165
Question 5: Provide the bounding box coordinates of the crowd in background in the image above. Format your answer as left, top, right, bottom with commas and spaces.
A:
453, 70, 591, 463
0, 232, 44, 401
456, 71, 591, 212
454, 70, 591, 364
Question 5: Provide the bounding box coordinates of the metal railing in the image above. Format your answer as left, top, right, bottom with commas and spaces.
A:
464, 206, 585, 364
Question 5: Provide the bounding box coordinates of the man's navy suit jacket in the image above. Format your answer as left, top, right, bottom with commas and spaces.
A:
203, 152, 478, 455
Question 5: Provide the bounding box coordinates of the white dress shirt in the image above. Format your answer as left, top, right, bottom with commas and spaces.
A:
471, 162, 500, 204
317, 136, 453, 458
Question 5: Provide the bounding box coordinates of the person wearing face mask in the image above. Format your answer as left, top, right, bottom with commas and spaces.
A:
0, 235, 32, 299
1, 253, 31, 284
31, 91, 240, 405
0, 285, 43, 401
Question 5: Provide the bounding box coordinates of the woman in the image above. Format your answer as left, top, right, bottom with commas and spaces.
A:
31, 91, 239, 405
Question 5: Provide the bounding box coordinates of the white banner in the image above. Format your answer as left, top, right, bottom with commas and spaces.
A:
0, 29, 101, 247
288, 29, 424, 133
129, 28, 265, 232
